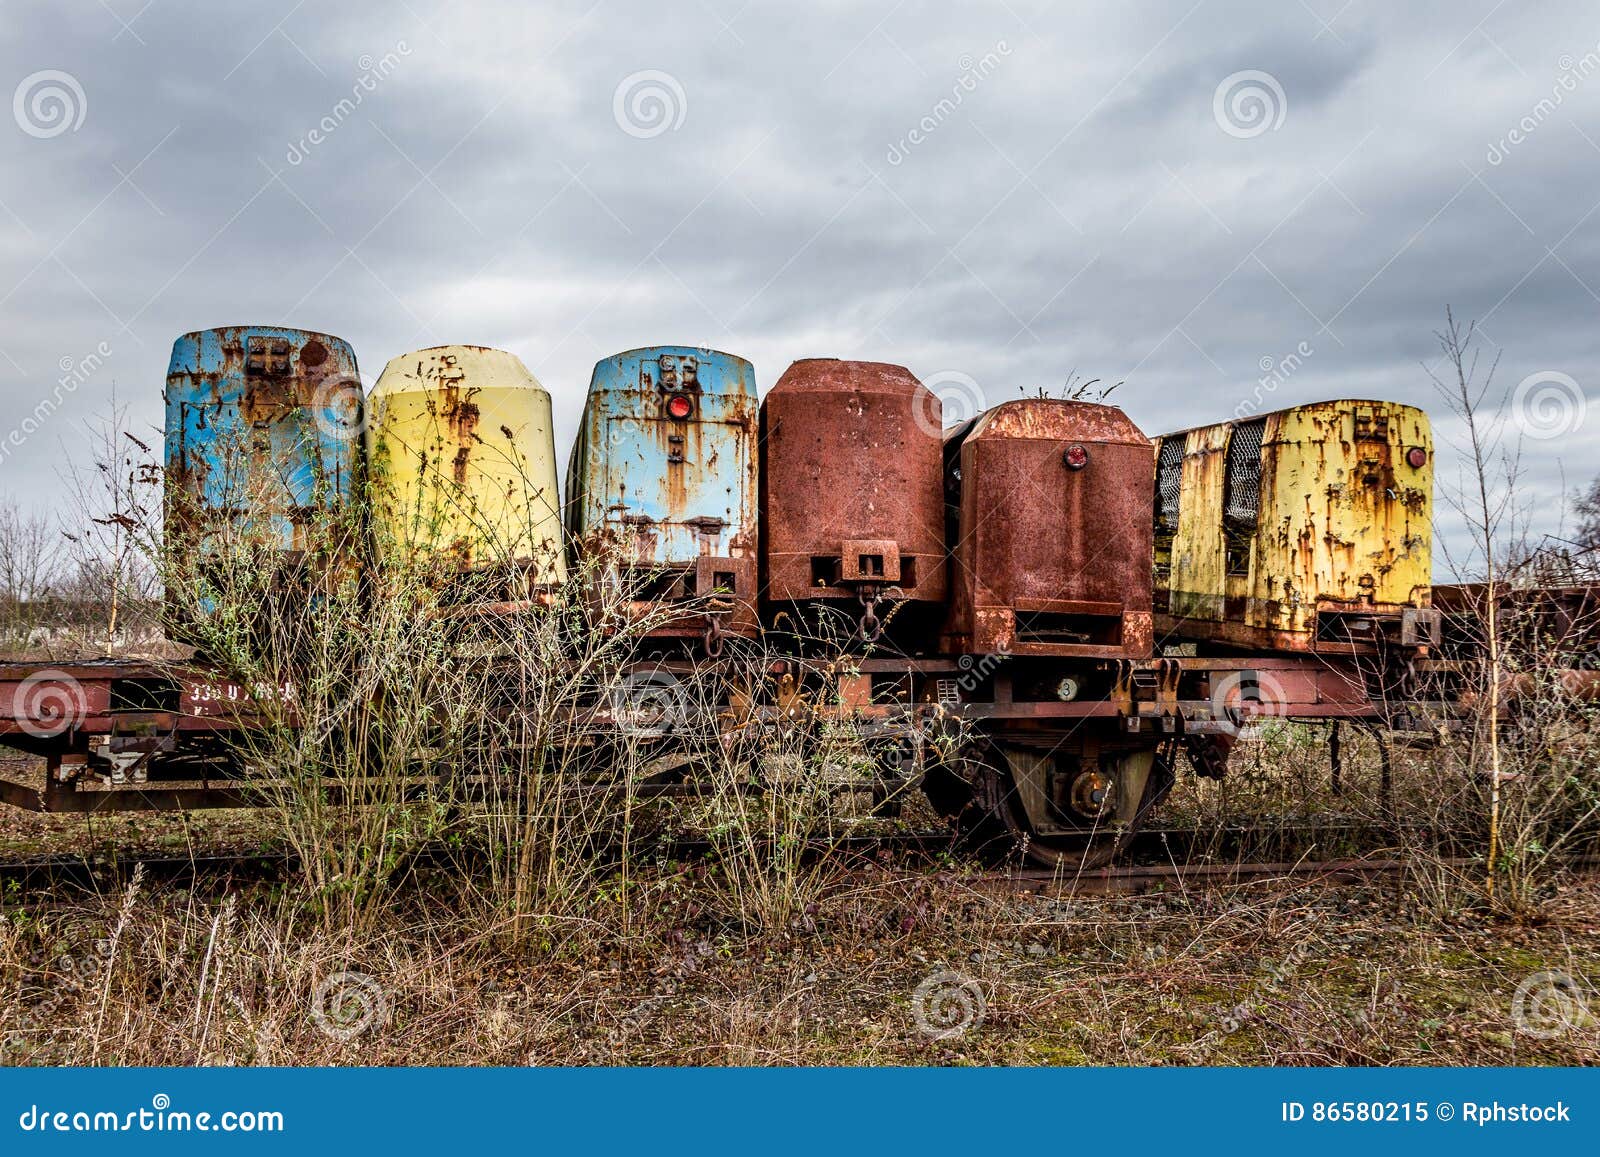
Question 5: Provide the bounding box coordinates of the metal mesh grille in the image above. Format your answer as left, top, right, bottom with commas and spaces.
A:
1223, 418, 1267, 529
1156, 438, 1185, 530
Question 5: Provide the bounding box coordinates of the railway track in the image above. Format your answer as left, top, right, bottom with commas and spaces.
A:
997, 857, 1464, 896
0, 849, 290, 892
0, 823, 1554, 897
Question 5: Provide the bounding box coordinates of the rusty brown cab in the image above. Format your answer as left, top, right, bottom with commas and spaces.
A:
941, 399, 1154, 660
759, 359, 948, 646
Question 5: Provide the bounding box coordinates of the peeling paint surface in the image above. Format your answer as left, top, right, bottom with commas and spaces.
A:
942, 400, 1154, 658
760, 358, 947, 604
1154, 399, 1433, 650
366, 345, 565, 584
164, 326, 361, 559
565, 346, 758, 568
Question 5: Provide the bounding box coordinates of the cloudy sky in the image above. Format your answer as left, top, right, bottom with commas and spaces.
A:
1, 0, 1597, 574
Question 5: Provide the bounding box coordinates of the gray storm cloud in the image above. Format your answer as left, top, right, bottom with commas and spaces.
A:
1, 0, 1597, 573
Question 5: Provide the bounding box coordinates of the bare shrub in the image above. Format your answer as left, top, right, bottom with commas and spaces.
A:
142, 417, 920, 948
56, 402, 164, 655
0, 502, 65, 655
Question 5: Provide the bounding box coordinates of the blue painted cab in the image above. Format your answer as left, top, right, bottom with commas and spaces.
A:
565, 346, 759, 637
164, 326, 363, 567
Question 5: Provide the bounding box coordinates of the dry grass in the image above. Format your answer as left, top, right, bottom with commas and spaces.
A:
3, 856, 1596, 1066
4, 417, 1598, 1066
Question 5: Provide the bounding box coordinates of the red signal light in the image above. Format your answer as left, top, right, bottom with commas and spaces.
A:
666, 394, 693, 420
1063, 443, 1089, 470
1406, 446, 1427, 468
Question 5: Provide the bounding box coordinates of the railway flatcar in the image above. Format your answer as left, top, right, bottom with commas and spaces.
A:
930, 398, 1163, 870
759, 359, 947, 645
941, 399, 1154, 660
164, 326, 363, 625
565, 346, 760, 646
1434, 579, 1600, 679
367, 345, 565, 601
1153, 400, 1437, 655
3, 322, 1473, 880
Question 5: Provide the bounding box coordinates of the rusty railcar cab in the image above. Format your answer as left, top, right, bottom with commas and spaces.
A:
759, 359, 948, 644
367, 345, 566, 602
1152, 400, 1436, 656
941, 399, 1154, 659
565, 346, 760, 642
163, 326, 363, 622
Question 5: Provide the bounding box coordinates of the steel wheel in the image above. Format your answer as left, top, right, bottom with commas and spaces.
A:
982, 741, 1175, 872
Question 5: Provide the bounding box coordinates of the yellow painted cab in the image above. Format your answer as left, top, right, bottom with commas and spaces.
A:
366, 345, 565, 601
1153, 400, 1437, 655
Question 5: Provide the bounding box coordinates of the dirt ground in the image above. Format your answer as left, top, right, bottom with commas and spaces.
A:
0, 755, 274, 861
2, 846, 1596, 1066
2, 737, 1596, 1068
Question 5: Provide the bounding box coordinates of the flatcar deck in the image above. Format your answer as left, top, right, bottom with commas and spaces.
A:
0, 651, 1435, 814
